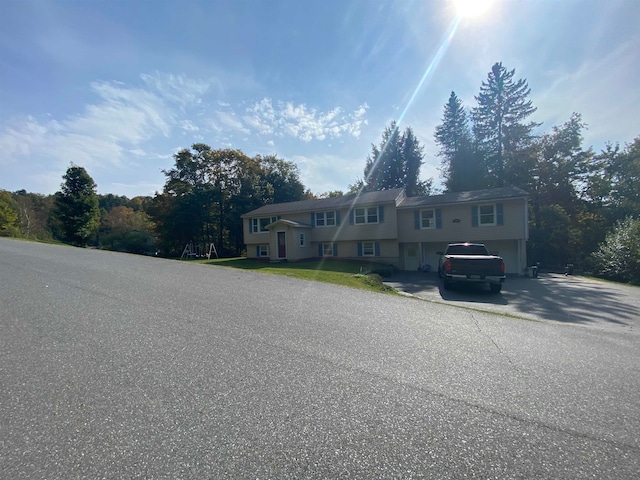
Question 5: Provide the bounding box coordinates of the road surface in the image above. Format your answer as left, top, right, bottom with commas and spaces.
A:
1, 239, 639, 478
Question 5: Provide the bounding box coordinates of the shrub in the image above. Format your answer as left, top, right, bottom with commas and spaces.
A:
591, 216, 640, 284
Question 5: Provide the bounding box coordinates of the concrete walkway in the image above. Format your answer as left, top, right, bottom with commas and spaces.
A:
384, 271, 640, 332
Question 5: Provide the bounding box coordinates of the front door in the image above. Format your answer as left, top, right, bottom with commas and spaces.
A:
277, 231, 287, 259
404, 243, 420, 270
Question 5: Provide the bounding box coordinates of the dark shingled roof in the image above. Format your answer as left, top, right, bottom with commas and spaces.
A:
242, 188, 406, 217
397, 186, 528, 208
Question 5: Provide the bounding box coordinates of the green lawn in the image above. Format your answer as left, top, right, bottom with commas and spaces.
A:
193, 257, 398, 293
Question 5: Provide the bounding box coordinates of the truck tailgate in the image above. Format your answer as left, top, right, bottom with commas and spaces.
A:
448, 256, 504, 276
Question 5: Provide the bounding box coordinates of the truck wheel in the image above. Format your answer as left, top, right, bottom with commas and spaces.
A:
490, 284, 502, 293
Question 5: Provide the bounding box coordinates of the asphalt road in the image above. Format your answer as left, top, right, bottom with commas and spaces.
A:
1, 238, 639, 478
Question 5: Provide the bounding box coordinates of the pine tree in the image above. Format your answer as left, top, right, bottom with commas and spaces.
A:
401, 127, 429, 196
53, 165, 100, 246
363, 121, 430, 194
434, 91, 482, 191
364, 121, 404, 191
471, 62, 539, 187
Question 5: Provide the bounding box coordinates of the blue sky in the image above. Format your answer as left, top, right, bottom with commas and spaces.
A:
1, 0, 638, 198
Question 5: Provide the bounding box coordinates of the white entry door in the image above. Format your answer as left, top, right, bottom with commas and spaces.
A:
404, 243, 420, 270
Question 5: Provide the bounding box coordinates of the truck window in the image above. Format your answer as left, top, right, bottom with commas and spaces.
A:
447, 245, 488, 255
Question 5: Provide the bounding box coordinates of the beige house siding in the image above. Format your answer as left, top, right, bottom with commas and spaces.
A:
243, 187, 529, 273
397, 198, 527, 243
307, 239, 399, 265
395, 197, 528, 274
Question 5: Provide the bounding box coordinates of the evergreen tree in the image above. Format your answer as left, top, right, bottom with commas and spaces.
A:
364, 121, 404, 191
53, 165, 100, 246
402, 127, 431, 196
471, 62, 539, 187
363, 121, 430, 195
434, 91, 482, 191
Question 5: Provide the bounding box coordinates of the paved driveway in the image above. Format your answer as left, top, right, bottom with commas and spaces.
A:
384, 271, 640, 332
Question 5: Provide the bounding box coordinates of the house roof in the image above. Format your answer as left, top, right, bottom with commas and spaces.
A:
397, 186, 529, 209
242, 188, 406, 217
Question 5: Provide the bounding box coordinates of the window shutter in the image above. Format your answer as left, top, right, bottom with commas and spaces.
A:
349, 209, 355, 224
497, 203, 504, 226
357, 242, 363, 256
311, 212, 315, 226
472, 206, 478, 227
414, 211, 420, 229
333, 243, 338, 256
436, 209, 442, 229
318, 244, 323, 256
379, 206, 384, 222
336, 211, 341, 225
375, 242, 380, 256
256, 246, 260, 256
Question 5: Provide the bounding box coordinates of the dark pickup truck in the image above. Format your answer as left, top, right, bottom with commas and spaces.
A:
437, 243, 506, 293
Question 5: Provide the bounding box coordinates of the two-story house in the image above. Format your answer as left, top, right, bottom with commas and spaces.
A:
242, 186, 529, 275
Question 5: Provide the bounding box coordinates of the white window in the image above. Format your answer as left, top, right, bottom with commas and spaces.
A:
258, 245, 269, 257
299, 233, 306, 247
322, 243, 334, 256
316, 211, 336, 227
354, 206, 378, 224
362, 241, 375, 256
252, 216, 278, 233
479, 204, 496, 226
420, 209, 435, 229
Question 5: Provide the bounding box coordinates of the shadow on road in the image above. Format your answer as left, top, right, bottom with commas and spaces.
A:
385, 271, 640, 327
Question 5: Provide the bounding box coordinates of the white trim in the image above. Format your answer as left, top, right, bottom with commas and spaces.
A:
361, 241, 375, 256
354, 206, 379, 224
479, 204, 497, 226
315, 211, 336, 227
321, 243, 334, 256
253, 216, 278, 233
420, 209, 436, 229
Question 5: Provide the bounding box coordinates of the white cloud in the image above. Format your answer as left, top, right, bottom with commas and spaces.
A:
213, 110, 250, 135
0, 68, 370, 195
140, 71, 210, 106
242, 99, 369, 142
179, 119, 200, 132
0, 78, 176, 174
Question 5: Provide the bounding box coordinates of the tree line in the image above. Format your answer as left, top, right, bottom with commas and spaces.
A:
0, 149, 309, 258
0, 61, 638, 283
431, 62, 639, 282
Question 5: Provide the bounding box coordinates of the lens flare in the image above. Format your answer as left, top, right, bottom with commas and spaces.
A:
453, 0, 494, 18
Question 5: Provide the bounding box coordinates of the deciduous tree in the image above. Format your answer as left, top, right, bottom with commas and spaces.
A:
591, 216, 640, 284
148, 145, 307, 257
0, 190, 20, 237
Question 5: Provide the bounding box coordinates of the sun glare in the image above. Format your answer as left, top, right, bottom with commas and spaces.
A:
453, 0, 494, 18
